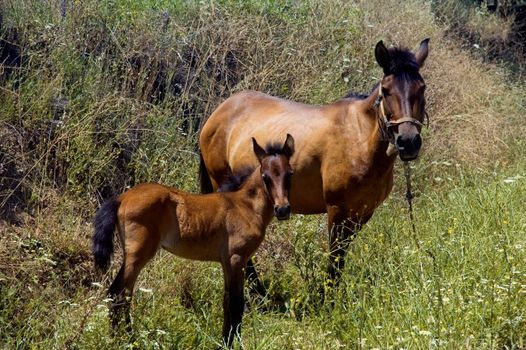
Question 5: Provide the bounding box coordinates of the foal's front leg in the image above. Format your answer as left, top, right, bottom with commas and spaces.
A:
222, 254, 246, 347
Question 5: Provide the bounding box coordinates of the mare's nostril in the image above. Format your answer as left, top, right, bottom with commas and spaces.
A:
413, 134, 422, 150
396, 136, 406, 150
275, 204, 291, 219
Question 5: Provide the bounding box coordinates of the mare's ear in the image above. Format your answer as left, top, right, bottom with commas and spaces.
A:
415, 38, 430, 68
252, 137, 267, 163
281, 134, 295, 158
375, 40, 391, 74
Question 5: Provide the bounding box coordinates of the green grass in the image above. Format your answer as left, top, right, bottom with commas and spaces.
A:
2, 163, 525, 349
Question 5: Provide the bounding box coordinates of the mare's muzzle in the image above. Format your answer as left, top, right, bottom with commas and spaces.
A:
274, 204, 291, 220
395, 132, 422, 161
389, 117, 423, 161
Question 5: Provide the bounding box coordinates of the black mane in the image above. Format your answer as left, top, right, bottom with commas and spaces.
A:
385, 47, 419, 76
218, 167, 255, 192
262, 143, 285, 156
344, 91, 369, 100
343, 46, 421, 99
218, 141, 288, 192
344, 82, 379, 100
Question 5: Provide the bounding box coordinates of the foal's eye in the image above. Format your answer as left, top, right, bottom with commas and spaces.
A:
381, 87, 390, 96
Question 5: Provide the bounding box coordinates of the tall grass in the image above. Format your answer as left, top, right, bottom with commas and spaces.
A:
2, 162, 525, 349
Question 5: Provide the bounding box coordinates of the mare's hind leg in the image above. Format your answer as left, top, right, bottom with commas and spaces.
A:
222, 254, 246, 348
326, 206, 371, 291
108, 225, 160, 331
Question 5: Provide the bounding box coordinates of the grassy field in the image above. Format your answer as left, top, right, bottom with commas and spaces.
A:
1, 0, 526, 349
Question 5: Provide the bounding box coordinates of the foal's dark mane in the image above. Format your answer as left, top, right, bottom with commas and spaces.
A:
219, 168, 255, 192
343, 46, 422, 100
218, 143, 287, 193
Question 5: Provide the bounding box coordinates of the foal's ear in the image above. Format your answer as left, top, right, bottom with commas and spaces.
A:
375, 40, 391, 74
281, 133, 295, 158
252, 137, 267, 163
415, 38, 430, 68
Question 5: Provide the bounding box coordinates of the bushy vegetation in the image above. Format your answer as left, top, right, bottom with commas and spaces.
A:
432, 0, 526, 77
1, 0, 525, 349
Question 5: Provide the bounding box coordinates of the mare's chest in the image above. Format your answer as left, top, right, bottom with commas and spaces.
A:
323, 151, 395, 215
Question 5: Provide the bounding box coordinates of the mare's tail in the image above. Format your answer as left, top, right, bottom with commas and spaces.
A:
92, 199, 120, 271
199, 152, 214, 194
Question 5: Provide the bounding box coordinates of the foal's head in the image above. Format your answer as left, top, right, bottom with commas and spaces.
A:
252, 134, 295, 220
374, 38, 429, 161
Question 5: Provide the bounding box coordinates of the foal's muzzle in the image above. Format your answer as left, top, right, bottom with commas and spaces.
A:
274, 204, 291, 220
395, 133, 422, 161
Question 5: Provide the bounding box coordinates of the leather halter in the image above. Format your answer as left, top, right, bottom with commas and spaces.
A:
374, 84, 424, 132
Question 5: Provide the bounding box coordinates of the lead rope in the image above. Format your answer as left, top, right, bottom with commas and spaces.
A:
404, 160, 441, 344
403, 161, 420, 250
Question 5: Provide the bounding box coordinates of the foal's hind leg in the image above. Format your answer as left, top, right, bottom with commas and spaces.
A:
109, 225, 160, 331
108, 264, 131, 330
222, 254, 246, 347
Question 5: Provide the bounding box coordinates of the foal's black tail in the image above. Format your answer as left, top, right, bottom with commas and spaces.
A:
92, 199, 120, 272
199, 152, 214, 194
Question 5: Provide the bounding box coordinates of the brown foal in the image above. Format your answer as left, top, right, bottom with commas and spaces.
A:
92, 134, 295, 347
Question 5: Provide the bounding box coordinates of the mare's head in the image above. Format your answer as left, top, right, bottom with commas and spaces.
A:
252, 134, 295, 220
375, 38, 430, 161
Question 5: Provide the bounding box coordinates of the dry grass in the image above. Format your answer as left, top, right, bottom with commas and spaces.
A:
355, 0, 525, 165
466, 8, 514, 42
425, 43, 524, 164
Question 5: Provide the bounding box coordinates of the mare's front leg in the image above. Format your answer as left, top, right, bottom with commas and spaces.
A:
245, 258, 267, 297
222, 254, 246, 348
325, 205, 353, 291
325, 206, 371, 292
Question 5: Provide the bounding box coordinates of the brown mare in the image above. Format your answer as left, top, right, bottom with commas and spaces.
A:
92, 134, 295, 347
199, 39, 429, 294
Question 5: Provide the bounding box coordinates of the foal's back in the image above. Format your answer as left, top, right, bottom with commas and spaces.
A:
117, 183, 235, 262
